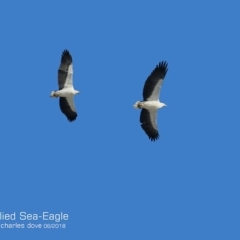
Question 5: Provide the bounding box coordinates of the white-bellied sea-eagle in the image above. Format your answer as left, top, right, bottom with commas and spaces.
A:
50, 49, 80, 122
133, 61, 168, 141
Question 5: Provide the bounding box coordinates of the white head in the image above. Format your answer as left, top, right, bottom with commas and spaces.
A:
161, 103, 167, 108
74, 90, 80, 95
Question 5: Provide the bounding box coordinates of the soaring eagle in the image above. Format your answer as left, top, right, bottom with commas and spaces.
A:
133, 61, 168, 141
50, 49, 80, 122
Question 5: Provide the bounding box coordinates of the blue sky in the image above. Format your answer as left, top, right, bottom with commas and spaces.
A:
0, 0, 240, 239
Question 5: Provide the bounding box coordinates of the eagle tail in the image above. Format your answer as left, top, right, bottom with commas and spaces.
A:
50, 91, 56, 97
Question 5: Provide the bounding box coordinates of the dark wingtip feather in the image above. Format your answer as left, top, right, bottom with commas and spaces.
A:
142, 61, 169, 100
140, 123, 160, 142
149, 134, 160, 142
67, 114, 77, 122
61, 49, 72, 63
59, 97, 77, 122
154, 61, 168, 79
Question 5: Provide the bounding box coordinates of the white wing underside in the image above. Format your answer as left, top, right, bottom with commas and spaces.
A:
149, 109, 158, 130
147, 79, 163, 101
64, 64, 73, 89
66, 95, 76, 112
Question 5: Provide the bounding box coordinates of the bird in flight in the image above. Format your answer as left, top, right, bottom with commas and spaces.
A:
133, 61, 168, 141
50, 49, 80, 122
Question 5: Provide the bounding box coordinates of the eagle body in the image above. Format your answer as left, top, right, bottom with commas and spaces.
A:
50, 49, 80, 122
133, 61, 168, 141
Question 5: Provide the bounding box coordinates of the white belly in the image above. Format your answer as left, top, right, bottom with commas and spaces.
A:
143, 101, 161, 109
57, 89, 74, 97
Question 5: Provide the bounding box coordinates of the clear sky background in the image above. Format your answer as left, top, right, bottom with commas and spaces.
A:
0, 0, 239, 239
